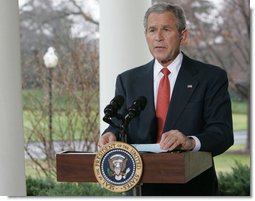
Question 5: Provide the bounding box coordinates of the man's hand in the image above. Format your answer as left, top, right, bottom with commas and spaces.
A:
97, 132, 117, 149
159, 130, 195, 151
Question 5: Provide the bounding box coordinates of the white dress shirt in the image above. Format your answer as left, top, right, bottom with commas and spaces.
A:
153, 53, 183, 106
153, 52, 201, 151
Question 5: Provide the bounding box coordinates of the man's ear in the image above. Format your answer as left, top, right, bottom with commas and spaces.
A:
180, 29, 188, 44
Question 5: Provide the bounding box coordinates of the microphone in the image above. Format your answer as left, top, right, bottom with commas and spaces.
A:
103, 95, 124, 122
124, 96, 147, 126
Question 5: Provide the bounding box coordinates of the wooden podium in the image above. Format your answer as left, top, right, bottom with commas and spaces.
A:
56, 151, 212, 184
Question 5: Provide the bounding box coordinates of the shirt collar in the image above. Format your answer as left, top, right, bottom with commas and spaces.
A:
154, 52, 183, 77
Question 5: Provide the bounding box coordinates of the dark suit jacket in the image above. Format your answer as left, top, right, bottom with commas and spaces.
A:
104, 54, 234, 195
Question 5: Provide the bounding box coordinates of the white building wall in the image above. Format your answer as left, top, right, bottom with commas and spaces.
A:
0, 0, 26, 196
100, 0, 152, 132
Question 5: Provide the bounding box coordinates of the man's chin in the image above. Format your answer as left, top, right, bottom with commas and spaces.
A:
157, 58, 175, 67
154, 55, 166, 62
155, 56, 170, 63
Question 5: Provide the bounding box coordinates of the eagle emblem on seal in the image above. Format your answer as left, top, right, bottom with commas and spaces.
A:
107, 154, 131, 181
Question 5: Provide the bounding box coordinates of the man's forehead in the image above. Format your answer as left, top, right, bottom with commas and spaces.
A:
147, 24, 172, 29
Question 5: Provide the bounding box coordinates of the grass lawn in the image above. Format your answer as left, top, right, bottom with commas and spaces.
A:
214, 144, 250, 174
232, 113, 248, 131
231, 100, 247, 114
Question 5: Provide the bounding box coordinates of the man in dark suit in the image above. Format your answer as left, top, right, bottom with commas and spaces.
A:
98, 3, 234, 196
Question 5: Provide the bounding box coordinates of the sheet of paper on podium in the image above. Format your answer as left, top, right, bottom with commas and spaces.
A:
131, 143, 168, 153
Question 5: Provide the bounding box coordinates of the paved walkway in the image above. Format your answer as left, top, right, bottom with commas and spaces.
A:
234, 130, 247, 144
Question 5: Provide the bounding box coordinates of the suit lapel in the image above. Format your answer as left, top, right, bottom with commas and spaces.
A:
134, 60, 158, 142
164, 55, 199, 131
140, 60, 156, 118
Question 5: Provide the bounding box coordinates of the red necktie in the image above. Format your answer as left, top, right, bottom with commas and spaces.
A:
156, 68, 170, 143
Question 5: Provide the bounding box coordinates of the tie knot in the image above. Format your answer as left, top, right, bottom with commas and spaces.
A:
161, 68, 170, 76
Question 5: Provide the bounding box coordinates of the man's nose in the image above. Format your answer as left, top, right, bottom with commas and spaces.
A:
155, 30, 163, 41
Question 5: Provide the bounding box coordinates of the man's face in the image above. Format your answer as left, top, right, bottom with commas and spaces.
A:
145, 12, 187, 67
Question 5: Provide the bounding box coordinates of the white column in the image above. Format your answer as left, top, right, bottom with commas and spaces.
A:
100, 0, 152, 132
0, 0, 26, 196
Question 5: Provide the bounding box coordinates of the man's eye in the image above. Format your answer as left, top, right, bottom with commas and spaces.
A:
149, 29, 155, 33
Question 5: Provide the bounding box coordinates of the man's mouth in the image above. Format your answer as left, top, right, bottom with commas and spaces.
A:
154, 46, 166, 50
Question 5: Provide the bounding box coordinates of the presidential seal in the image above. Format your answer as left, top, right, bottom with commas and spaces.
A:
93, 141, 143, 192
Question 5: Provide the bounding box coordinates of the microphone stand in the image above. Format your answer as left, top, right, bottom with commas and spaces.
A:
103, 113, 128, 143
103, 111, 142, 196
119, 124, 127, 143
121, 118, 142, 196
120, 117, 130, 143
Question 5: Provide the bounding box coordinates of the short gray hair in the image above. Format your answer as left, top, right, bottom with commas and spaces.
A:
144, 3, 186, 32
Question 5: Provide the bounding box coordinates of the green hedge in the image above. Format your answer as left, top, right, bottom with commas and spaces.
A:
218, 161, 250, 196
26, 177, 121, 196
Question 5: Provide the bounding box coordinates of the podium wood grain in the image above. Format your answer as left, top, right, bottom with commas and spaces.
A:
56, 151, 212, 183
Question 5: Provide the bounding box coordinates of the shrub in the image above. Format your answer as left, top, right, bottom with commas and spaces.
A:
218, 161, 250, 196
26, 177, 121, 196
26, 176, 55, 196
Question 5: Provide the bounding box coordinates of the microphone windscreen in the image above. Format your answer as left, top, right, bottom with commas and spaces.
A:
135, 96, 147, 111
111, 95, 124, 109
103, 95, 124, 117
